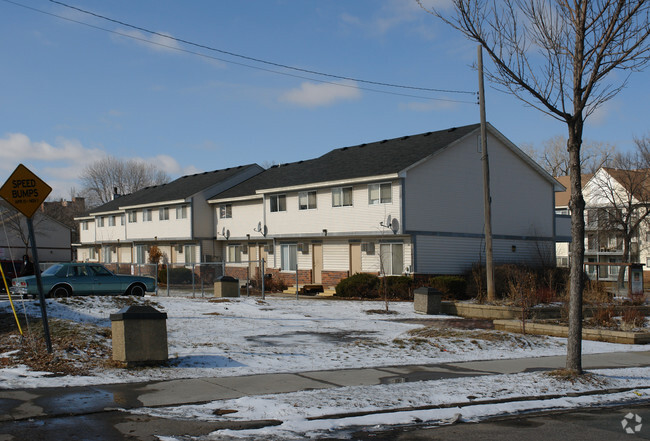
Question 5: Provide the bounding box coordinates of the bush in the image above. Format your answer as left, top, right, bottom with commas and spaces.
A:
158, 267, 193, 285
622, 308, 646, 329
429, 276, 468, 299
382, 276, 414, 300
262, 275, 288, 293
335, 273, 380, 299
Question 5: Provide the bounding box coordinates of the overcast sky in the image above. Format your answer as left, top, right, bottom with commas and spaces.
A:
1, 0, 648, 198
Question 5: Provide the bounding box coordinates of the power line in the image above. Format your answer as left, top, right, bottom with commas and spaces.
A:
2, 0, 478, 104
47, 0, 476, 96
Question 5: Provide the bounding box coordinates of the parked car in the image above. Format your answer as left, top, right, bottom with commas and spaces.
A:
11, 263, 156, 298
0, 260, 22, 293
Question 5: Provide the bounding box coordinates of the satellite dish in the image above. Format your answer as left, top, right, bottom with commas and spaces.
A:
225, 229, 230, 240
257, 221, 262, 232
390, 218, 399, 234
385, 215, 392, 226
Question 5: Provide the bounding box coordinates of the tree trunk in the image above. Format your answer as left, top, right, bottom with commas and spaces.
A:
567, 119, 585, 374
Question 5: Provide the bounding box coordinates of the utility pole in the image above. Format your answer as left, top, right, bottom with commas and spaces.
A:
478, 45, 495, 301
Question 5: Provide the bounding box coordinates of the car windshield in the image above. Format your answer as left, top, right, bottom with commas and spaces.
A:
42, 264, 64, 276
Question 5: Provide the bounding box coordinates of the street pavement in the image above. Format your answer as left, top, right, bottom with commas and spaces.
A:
0, 351, 649, 440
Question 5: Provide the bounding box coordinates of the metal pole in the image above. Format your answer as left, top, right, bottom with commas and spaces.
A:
27, 217, 52, 353
478, 45, 496, 302
246, 263, 250, 297
261, 258, 265, 300
296, 265, 299, 300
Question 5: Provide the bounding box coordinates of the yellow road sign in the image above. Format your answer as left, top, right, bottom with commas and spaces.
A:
0, 164, 52, 218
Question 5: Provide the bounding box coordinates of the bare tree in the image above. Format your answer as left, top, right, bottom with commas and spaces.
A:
0, 202, 50, 257
634, 133, 650, 167
419, 0, 650, 374
587, 155, 650, 287
80, 156, 171, 207
528, 136, 615, 176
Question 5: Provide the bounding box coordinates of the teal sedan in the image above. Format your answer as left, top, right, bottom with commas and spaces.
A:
11, 263, 156, 298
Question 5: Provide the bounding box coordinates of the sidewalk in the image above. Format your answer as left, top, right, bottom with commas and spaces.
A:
1, 351, 649, 422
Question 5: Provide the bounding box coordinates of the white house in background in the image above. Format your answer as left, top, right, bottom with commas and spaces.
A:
75, 164, 263, 265
556, 167, 650, 281
554, 174, 591, 268
0, 202, 72, 263
209, 123, 565, 287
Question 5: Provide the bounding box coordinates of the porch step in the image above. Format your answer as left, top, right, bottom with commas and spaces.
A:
281, 284, 326, 295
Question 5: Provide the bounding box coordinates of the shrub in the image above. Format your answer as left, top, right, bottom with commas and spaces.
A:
262, 275, 288, 293
335, 273, 380, 299
158, 267, 193, 285
382, 276, 414, 300
429, 276, 468, 299
622, 308, 646, 329
590, 305, 616, 328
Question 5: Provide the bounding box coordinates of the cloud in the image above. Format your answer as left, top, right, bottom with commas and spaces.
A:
280, 81, 361, 108
112, 29, 181, 53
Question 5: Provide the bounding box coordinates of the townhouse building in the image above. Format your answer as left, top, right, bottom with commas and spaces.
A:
76, 123, 564, 288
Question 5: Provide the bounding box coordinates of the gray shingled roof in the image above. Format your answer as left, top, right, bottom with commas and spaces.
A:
88, 164, 259, 214
213, 124, 481, 200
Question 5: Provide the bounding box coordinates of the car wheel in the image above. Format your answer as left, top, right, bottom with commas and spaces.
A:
127, 284, 145, 297
50, 285, 71, 298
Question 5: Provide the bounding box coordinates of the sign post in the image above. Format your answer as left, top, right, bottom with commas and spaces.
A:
0, 164, 53, 353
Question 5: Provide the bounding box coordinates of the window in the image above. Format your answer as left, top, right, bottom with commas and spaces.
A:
176, 205, 187, 219
128, 211, 137, 223
227, 245, 242, 263
184, 245, 196, 265
556, 257, 569, 267
281, 244, 297, 271
97, 217, 105, 227
102, 246, 112, 264
143, 209, 152, 222
220, 204, 232, 219
270, 194, 286, 212
159, 207, 169, 221
88, 247, 97, 260
81, 221, 88, 231
120, 215, 125, 225
299, 191, 317, 210
108, 215, 116, 227
332, 187, 352, 207
135, 245, 146, 264
379, 243, 403, 276
369, 183, 392, 205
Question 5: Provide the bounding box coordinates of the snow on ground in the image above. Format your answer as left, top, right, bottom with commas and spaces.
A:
1, 295, 646, 389
2, 295, 650, 440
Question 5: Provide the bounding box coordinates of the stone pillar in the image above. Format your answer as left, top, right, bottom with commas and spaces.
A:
110, 305, 168, 366
414, 287, 443, 315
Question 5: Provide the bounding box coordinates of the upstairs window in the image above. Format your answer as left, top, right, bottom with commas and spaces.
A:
299, 191, 317, 210
159, 207, 170, 221
97, 217, 105, 227
270, 194, 286, 212
332, 187, 352, 207
81, 221, 88, 231
369, 183, 392, 205
176, 205, 187, 219
108, 215, 116, 227
220, 204, 232, 219
128, 211, 137, 223
143, 209, 152, 222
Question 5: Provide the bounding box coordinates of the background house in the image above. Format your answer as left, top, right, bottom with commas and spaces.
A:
0, 201, 72, 265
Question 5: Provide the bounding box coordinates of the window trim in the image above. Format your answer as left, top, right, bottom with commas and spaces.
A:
299, 191, 317, 210
368, 182, 392, 205
220, 204, 232, 219
332, 186, 353, 207
270, 194, 287, 212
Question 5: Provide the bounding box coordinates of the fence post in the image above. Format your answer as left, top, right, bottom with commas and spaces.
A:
296, 266, 299, 300
191, 263, 196, 298
261, 258, 265, 300
246, 263, 250, 297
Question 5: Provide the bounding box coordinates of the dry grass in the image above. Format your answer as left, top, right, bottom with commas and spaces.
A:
0, 312, 115, 376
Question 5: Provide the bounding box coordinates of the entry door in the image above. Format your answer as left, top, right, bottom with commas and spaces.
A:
248, 245, 257, 280
312, 243, 323, 284
349, 243, 362, 275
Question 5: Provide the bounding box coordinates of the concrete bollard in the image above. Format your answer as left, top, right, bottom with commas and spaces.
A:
214, 275, 240, 297
110, 305, 168, 366
414, 287, 443, 315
